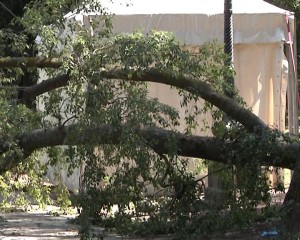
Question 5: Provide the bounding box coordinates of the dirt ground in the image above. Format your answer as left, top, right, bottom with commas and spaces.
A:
0, 206, 171, 240
0, 210, 169, 240
0, 207, 280, 240
0, 206, 79, 240
0, 191, 285, 240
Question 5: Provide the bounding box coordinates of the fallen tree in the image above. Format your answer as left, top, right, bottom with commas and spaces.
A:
0, 0, 300, 237
0, 63, 298, 171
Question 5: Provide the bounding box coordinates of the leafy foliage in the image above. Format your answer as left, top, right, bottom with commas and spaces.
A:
0, 0, 297, 239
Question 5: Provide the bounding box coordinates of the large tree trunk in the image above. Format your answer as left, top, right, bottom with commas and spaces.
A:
282, 157, 300, 233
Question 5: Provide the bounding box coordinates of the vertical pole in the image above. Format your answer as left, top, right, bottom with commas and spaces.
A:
285, 15, 298, 189
206, 0, 234, 203
224, 0, 239, 189
224, 0, 234, 96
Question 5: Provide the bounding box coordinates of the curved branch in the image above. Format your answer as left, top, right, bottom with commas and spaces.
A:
14, 67, 266, 132
102, 68, 267, 132
0, 56, 268, 131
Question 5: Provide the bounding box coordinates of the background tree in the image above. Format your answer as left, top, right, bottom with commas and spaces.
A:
265, 0, 300, 74
0, 0, 300, 238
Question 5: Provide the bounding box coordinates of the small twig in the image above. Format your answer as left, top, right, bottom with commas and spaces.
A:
195, 166, 231, 184
61, 115, 76, 127
0, 2, 17, 18
152, 188, 168, 197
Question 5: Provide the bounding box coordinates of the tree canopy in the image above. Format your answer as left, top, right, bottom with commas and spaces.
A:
0, 0, 300, 238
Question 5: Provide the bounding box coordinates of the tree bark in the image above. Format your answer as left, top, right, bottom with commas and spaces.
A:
0, 56, 266, 132
0, 57, 62, 68
0, 124, 298, 175
281, 154, 300, 233
22, 74, 70, 99
1, 57, 300, 227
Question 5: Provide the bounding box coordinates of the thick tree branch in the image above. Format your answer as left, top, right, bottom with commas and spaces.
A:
0, 57, 62, 68
0, 124, 297, 175
102, 68, 267, 132
22, 74, 70, 99
3, 56, 265, 132
0, 56, 266, 132
19, 124, 223, 159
